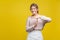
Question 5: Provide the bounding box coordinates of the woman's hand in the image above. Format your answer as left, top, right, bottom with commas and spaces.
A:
34, 18, 38, 28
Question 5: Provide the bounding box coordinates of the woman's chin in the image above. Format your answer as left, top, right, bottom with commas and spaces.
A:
32, 13, 35, 15
32, 12, 36, 14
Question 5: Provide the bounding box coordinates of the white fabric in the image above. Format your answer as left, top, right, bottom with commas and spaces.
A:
26, 30, 43, 40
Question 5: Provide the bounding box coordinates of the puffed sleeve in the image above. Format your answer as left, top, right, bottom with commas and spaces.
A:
25, 17, 35, 32
41, 16, 52, 23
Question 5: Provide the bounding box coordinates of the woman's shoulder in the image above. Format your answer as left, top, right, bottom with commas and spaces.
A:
39, 14, 51, 18
27, 16, 32, 20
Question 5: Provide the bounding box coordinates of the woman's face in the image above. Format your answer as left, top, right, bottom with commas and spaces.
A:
30, 6, 38, 15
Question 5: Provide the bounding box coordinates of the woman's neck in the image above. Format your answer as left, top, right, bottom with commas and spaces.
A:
34, 13, 39, 16
35, 13, 39, 16
31, 13, 40, 18
32, 13, 39, 16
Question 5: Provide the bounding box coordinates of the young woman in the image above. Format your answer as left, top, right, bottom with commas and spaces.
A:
26, 3, 52, 40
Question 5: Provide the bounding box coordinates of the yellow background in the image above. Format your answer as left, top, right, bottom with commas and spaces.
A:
0, 0, 60, 40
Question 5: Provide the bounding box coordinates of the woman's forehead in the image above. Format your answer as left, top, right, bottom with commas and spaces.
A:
31, 6, 36, 8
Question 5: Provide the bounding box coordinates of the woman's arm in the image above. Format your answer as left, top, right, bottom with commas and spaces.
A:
41, 16, 52, 23
25, 17, 35, 32
39, 16, 52, 30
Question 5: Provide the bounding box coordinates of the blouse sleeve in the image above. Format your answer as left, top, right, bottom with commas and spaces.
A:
41, 16, 52, 22
25, 17, 35, 32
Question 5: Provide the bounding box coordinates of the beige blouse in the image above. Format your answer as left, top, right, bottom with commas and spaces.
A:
26, 15, 52, 32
